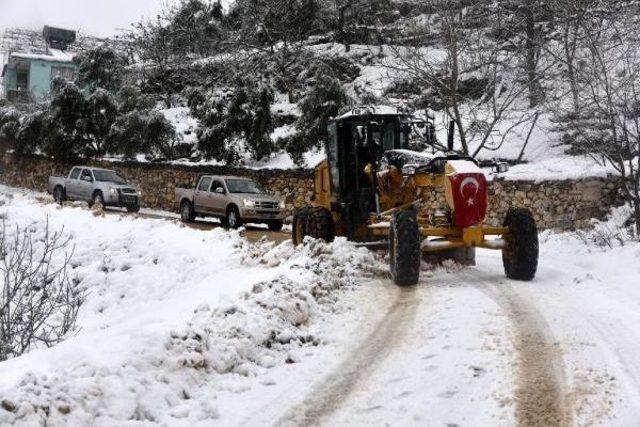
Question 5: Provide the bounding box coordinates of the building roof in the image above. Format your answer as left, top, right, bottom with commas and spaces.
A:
1, 27, 111, 65
337, 105, 407, 120
10, 48, 75, 64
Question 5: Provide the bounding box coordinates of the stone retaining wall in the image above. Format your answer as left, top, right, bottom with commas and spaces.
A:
422, 178, 621, 230
0, 155, 622, 230
0, 155, 314, 216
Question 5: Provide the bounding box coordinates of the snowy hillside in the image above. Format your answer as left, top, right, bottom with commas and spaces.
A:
1, 186, 639, 425
151, 39, 615, 176
2, 2, 631, 183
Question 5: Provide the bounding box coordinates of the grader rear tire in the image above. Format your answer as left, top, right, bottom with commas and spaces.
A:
308, 207, 335, 242
292, 207, 310, 245
292, 206, 335, 245
502, 208, 538, 281
390, 209, 421, 286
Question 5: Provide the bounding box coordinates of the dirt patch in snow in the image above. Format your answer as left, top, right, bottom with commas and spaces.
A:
479, 281, 573, 427
276, 283, 420, 426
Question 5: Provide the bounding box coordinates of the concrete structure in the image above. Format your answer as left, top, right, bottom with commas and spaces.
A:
1, 26, 79, 103
2, 51, 77, 102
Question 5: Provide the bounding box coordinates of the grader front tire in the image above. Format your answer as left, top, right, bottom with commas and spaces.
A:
502, 208, 539, 281
390, 209, 421, 286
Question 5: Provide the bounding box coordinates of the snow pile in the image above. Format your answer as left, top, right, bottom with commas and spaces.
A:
0, 189, 385, 426
571, 204, 636, 247
167, 237, 385, 378
499, 156, 618, 182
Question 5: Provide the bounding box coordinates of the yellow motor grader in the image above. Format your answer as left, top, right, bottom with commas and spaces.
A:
292, 106, 538, 286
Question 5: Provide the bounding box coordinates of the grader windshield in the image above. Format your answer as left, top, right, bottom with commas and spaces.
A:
326, 111, 411, 196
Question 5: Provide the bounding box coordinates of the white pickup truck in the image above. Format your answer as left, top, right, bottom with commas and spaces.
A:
48, 166, 141, 212
175, 175, 285, 230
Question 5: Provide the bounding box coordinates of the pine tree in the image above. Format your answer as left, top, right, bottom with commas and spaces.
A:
75, 45, 128, 94
84, 89, 118, 156
0, 108, 20, 155
285, 73, 350, 165
194, 81, 276, 164
14, 110, 45, 158
41, 79, 88, 161
108, 110, 177, 160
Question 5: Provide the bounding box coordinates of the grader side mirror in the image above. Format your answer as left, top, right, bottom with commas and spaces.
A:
494, 162, 509, 173
402, 163, 419, 176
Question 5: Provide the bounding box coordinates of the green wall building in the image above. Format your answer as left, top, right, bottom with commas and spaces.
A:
1, 26, 79, 103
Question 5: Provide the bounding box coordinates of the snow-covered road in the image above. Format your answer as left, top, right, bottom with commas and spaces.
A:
0, 185, 639, 426
269, 239, 640, 427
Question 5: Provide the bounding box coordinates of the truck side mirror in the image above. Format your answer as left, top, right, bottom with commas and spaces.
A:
81, 175, 93, 182
215, 187, 225, 194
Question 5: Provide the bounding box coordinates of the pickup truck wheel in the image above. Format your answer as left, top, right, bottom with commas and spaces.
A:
226, 206, 242, 229
127, 205, 140, 213
180, 201, 195, 223
53, 186, 65, 205
268, 220, 283, 232
90, 191, 105, 210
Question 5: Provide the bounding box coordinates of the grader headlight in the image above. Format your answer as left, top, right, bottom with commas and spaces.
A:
401, 163, 419, 176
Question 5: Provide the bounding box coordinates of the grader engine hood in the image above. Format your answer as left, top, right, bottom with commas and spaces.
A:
445, 160, 487, 228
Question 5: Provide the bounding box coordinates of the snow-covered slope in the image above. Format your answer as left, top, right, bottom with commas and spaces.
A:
0, 189, 385, 425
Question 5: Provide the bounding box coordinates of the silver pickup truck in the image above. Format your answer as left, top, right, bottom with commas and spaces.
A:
48, 166, 141, 212
175, 175, 285, 230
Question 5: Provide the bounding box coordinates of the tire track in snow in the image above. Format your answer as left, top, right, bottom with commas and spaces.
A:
275, 282, 420, 427
74, 202, 290, 243
466, 271, 573, 427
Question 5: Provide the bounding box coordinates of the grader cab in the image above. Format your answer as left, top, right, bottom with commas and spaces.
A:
292, 106, 538, 286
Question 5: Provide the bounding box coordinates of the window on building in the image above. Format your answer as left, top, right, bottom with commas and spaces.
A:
50, 66, 76, 82
16, 70, 28, 90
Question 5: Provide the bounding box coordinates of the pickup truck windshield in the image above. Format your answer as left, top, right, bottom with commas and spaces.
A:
94, 170, 126, 184
225, 179, 265, 194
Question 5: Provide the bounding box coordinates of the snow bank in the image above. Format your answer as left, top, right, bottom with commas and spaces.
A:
499, 156, 618, 182
0, 191, 385, 426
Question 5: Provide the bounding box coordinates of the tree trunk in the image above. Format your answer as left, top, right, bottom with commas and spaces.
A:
525, 5, 543, 107
562, 27, 580, 112
446, 17, 469, 155
338, 4, 350, 52
630, 172, 640, 240
634, 199, 640, 240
